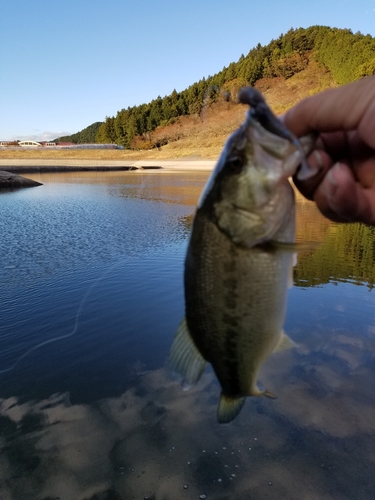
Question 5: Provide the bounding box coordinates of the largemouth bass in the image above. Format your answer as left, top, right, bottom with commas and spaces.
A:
170, 87, 315, 423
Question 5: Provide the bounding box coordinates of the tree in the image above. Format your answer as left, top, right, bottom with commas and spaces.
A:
355, 57, 375, 79
55, 122, 102, 144
96, 117, 116, 143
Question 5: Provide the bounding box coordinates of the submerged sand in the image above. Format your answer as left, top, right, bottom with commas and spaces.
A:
0, 159, 216, 173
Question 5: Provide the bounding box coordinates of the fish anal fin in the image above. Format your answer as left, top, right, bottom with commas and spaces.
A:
217, 394, 245, 424
273, 329, 297, 353
169, 317, 207, 387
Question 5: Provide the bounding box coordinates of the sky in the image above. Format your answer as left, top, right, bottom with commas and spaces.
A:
1, 0, 375, 141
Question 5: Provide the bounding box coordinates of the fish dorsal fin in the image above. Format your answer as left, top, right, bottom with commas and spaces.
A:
169, 317, 207, 386
217, 394, 245, 424
273, 329, 297, 353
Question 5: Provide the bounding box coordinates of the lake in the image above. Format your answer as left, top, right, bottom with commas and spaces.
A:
0, 171, 374, 500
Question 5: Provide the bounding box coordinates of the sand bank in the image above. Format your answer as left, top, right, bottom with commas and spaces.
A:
0, 159, 216, 173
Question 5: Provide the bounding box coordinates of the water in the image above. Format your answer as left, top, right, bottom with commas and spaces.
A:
0, 171, 374, 500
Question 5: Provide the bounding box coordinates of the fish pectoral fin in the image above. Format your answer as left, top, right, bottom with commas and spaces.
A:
264, 389, 277, 399
287, 252, 297, 288
169, 317, 207, 387
217, 394, 245, 424
268, 241, 321, 252
273, 329, 297, 353
254, 383, 277, 399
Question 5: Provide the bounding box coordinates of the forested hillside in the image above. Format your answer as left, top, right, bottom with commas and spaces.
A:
61, 26, 375, 149
55, 122, 102, 144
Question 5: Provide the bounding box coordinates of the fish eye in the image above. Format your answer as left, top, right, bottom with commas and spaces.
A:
227, 155, 244, 173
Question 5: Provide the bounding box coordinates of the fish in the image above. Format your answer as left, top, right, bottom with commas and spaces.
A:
169, 87, 315, 423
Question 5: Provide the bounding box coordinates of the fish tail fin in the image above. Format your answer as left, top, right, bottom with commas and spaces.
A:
169, 317, 207, 387
264, 389, 277, 399
217, 394, 245, 424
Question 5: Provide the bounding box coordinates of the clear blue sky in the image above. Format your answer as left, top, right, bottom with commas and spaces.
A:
1, 0, 374, 141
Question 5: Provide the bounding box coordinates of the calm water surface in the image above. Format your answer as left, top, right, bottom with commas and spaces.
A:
0, 171, 374, 500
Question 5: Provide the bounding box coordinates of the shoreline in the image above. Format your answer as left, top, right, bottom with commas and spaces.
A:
0, 159, 216, 173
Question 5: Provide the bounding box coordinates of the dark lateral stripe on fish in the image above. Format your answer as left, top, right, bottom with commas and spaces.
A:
222, 328, 243, 394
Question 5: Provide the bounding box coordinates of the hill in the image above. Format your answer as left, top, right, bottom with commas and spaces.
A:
0, 58, 331, 162
92, 25, 375, 153
54, 121, 103, 144
3, 26, 375, 161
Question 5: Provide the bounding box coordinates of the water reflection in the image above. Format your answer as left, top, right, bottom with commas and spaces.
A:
294, 192, 375, 289
1, 344, 374, 500
0, 172, 374, 499
0, 172, 201, 288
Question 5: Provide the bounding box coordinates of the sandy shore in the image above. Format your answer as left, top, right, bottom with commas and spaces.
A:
0, 159, 216, 173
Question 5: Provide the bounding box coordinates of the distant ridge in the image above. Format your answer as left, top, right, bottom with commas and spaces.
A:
54, 121, 103, 144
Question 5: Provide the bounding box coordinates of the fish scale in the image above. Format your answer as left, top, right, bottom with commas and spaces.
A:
186, 215, 292, 391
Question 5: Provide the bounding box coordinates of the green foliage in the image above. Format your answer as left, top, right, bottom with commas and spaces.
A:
355, 57, 375, 79
96, 117, 116, 144
55, 122, 103, 144
62, 26, 375, 148
314, 28, 375, 84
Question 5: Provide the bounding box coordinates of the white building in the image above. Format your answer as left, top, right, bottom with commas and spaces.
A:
18, 141, 41, 147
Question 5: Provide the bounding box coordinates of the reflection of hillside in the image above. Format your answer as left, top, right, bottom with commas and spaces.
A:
282, 191, 375, 289
179, 213, 194, 234
27, 171, 211, 207
111, 177, 375, 290
25, 172, 375, 289
298, 223, 375, 289
109, 171, 210, 206
295, 190, 331, 245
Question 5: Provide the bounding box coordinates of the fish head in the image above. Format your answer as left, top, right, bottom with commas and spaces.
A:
198, 87, 315, 247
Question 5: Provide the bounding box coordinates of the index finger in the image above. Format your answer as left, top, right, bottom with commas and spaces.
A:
284, 75, 375, 149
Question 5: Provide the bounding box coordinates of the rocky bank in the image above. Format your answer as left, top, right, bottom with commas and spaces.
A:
0, 170, 42, 189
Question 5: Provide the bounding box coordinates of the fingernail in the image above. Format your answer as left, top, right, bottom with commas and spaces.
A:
296, 150, 322, 181
327, 162, 342, 186
312, 150, 324, 171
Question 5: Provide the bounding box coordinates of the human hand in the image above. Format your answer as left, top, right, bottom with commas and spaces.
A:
283, 75, 375, 225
